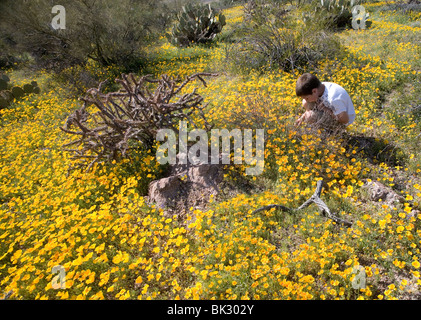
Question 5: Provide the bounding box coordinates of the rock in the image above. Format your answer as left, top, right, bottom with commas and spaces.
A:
186, 164, 223, 189
148, 153, 225, 215
362, 180, 404, 206
148, 175, 183, 210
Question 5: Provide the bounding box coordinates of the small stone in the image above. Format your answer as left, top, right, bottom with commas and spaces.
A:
362, 180, 404, 206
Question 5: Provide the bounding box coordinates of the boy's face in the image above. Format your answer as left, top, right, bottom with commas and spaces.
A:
301, 88, 319, 103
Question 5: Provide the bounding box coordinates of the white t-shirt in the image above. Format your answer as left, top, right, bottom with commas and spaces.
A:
304, 82, 356, 125
321, 82, 356, 125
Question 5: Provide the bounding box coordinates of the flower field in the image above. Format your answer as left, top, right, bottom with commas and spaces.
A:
1, 1, 421, 300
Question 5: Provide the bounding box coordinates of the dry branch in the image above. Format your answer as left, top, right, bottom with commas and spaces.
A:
60, 72, 218, 172
252, 180, 353, 227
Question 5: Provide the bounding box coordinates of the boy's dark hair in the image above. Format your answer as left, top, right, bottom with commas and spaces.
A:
296, 73, 322, 96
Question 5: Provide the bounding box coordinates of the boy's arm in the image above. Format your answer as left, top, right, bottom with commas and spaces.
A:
336, 111, 349, 124
295, 110, 313, 126
330, 99, 349, 124
295, 113, 305, 126
295, 100, 310, 126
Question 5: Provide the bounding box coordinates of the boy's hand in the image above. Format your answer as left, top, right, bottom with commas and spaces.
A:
336, 111, 349, 124
296, 101, 311, 126
295, 111, 310, 126
295, 115, 304, 127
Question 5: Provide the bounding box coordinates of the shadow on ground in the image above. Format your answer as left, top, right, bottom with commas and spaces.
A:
342, 133, 407, 167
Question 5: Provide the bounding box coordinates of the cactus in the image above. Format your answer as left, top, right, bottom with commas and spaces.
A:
1, 74, 10, 82
305, 0, 366, 29
11, 86, 25, 99
0, 74, 10, 90
0, 90, 13, 108
0, 79, 7, 91
167, 3, 226, 47
0, 98, 9, 109
0, 79, 41, 109
23, 83, 34, 94
1, 90, 13, 100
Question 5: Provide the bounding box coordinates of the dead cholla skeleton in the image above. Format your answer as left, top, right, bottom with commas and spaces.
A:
61, 72, 218, 172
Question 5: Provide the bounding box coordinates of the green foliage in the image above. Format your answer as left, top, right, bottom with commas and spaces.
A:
0, 33, 21, 70
0, 89, 13, 101
23, 84, 33, 94
1, 74, 10, 82
217, 0, 247, 8
0, 81, 41, 109
0, 79, 7, 91
11, 86, 24, 99
0, 74, 10, 91
52, 59, 123, 96
167, 2, 227, 47
0, 90, 13, 108
226, 0, 343, 74
302, 0, 370, 30
0, 0, 173, 71
0, 99, 9, 109
0, 76, 13, 107
243, 0, 291, 23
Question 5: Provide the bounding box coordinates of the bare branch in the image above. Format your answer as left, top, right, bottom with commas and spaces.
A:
61, 72, 219, 172
252, 180, 352, 227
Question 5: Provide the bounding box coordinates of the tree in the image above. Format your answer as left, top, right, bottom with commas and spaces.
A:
0, 0, 172, 71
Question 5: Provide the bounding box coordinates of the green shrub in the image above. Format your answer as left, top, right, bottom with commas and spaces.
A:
0, 79, 7, 91
23, 83, 33, 94
217, 0, 247, 8
0, 90, 13, 108
167, 2, 226, 47
11, 86, 24, 99
302, 0, 370, 31
53, 59, 122, 96
0, 81, 42, 109
225, 0, 343, 74
0, 0, 172, 71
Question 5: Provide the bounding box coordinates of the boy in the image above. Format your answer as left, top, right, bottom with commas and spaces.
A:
294, 73, 356, 130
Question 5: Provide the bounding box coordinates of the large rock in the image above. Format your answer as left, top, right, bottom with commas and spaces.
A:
148, 152, 225, 215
